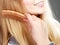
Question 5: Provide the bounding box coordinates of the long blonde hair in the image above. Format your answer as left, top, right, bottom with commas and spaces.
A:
2, 0, 36, 45
1, 0, 60, 45
0, 0, 3, 45
43, 0, 60, 45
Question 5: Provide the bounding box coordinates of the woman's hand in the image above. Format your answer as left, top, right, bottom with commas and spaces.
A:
26, 14, 50, 45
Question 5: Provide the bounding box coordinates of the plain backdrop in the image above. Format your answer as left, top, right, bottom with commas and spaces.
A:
49, 0, 60, 22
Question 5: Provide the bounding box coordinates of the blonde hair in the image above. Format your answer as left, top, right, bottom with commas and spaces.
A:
2, 0, 36, 45
0, 0, 3, 45
43, 0, 60, 45
1, 0, 60, 45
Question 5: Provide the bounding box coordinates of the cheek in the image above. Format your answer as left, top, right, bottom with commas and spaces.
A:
23, 0, 33, 5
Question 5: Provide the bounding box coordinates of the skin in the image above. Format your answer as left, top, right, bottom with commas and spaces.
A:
23, 0, 45, 14
26, 14, 49, 45
23, 0, 50, 45
2, 0, 50, 45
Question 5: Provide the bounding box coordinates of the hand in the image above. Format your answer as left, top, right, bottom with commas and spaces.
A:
26, 14, 50, 45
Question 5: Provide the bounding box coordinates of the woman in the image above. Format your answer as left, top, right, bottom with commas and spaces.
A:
1, 0, 60, 45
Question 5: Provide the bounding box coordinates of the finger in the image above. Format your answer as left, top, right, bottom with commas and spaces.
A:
32, 15, 38, 20
32, 15, 41, 21
26, 13, 34, 24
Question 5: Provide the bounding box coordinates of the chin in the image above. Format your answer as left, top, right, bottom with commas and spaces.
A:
27, 10, 44, 15
26, 9, 44, 15
25, 6, 44, 15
